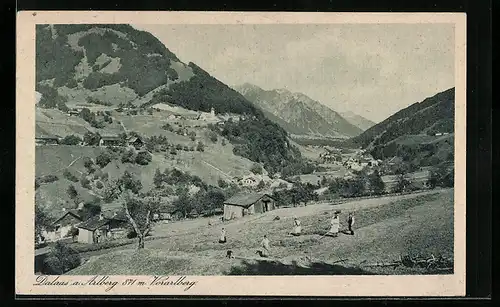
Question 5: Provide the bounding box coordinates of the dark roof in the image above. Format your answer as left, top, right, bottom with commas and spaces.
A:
128, 136, 143, 143
52, 210, 82, 225
102, 210, 128, 222
224, 192, 275, 208
77, 215, 110, 231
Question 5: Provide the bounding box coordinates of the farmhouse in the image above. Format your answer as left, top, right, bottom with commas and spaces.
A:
41, 209, 83, 243
35, 135, 60, 146
67, 109, 80, 116
99, 135, 121, 147
77, 214, 111, 244
77, 212, 129, 244
127, 136, 144, 149
223, 192, 276, 221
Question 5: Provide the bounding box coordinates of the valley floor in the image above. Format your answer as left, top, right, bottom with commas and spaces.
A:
68, 188, 454, 275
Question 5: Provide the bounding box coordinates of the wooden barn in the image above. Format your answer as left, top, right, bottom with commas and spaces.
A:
223, 192, 276, 221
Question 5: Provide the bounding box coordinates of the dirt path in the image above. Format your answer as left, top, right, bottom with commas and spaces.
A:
55, 156, 82, 173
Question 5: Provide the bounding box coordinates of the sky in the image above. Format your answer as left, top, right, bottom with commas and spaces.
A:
132, 24, 454, 123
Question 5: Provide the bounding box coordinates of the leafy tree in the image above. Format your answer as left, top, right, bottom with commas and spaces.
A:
208, 131, 218, 143
78, 201, 102, 220
67, 184, 78, 199
95, 181, 104, 189
63, 170, 79, 182
83, 157, 94, 173
218, 178, 228, 188
60, 135, 82, 145
250, 163, 263, 175
96, 151, 112, 168
172, 185, 193, 218
69, 227, 79, 242
35, 205, 51, 244
121, 149, 136, 163
188, 131, 196, 141
257, 180, 265, 190
368, 171, 385, 195
135, 151, 152, 165
83, 131, 101, 146
196, 141, 205, 152
80, 176, 91, 189
153, 168, 164, 188
393, 174, 411, 193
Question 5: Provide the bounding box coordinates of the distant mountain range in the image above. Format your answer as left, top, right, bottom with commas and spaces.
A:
339, 111, 376, 131
234, 83, 365, 139
351, 87, 455, 166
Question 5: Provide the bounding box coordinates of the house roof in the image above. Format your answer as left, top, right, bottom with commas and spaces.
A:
77, 215, 110, 231
127, 136, 143, 143
52, 210, 82, 225
100, 135, 121, 141
224, 192, 275, 208
102, 210, 128, 222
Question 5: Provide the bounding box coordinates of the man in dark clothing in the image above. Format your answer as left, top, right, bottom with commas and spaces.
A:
347, 212, 355, 235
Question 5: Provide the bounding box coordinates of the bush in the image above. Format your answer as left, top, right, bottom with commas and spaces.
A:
63, 170, 79, 182
43, 256, 64, 275
135, 151, 152, 165
60, 135, 82, 145
43, 242, 81, 274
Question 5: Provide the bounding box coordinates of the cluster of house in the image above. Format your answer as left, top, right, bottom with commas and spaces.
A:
319, 148, 343, 164
39, 208, 130, 245
35, 130, 145, 149
343, 154, 381, 171
38, 191, 279, 247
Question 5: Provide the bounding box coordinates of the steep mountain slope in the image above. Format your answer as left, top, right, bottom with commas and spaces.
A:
35, 24, 312, 217
351, 88, 455, 166
340, 111, 376, 131
36, 24, 260, 116
234, 83, 362, 138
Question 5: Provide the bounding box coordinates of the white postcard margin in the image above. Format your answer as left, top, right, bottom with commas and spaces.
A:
16, 11, 466, 297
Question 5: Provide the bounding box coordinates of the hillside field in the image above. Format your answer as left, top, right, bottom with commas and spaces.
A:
69, 188, 454, 275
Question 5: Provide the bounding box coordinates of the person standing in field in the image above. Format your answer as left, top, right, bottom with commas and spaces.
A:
219, 227, 227, 243
328, 211, 340, 237
259, 235, 270, 257
290, 216, 302, 236
347, 212, 355, 235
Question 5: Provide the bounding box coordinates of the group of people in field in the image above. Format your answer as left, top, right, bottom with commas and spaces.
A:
217, 210, 356, 259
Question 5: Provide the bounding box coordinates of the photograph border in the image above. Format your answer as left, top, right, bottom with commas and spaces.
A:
16, 11, 467, 297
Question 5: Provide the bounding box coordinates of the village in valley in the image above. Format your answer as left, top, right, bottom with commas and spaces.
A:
34, 24, 455, 276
